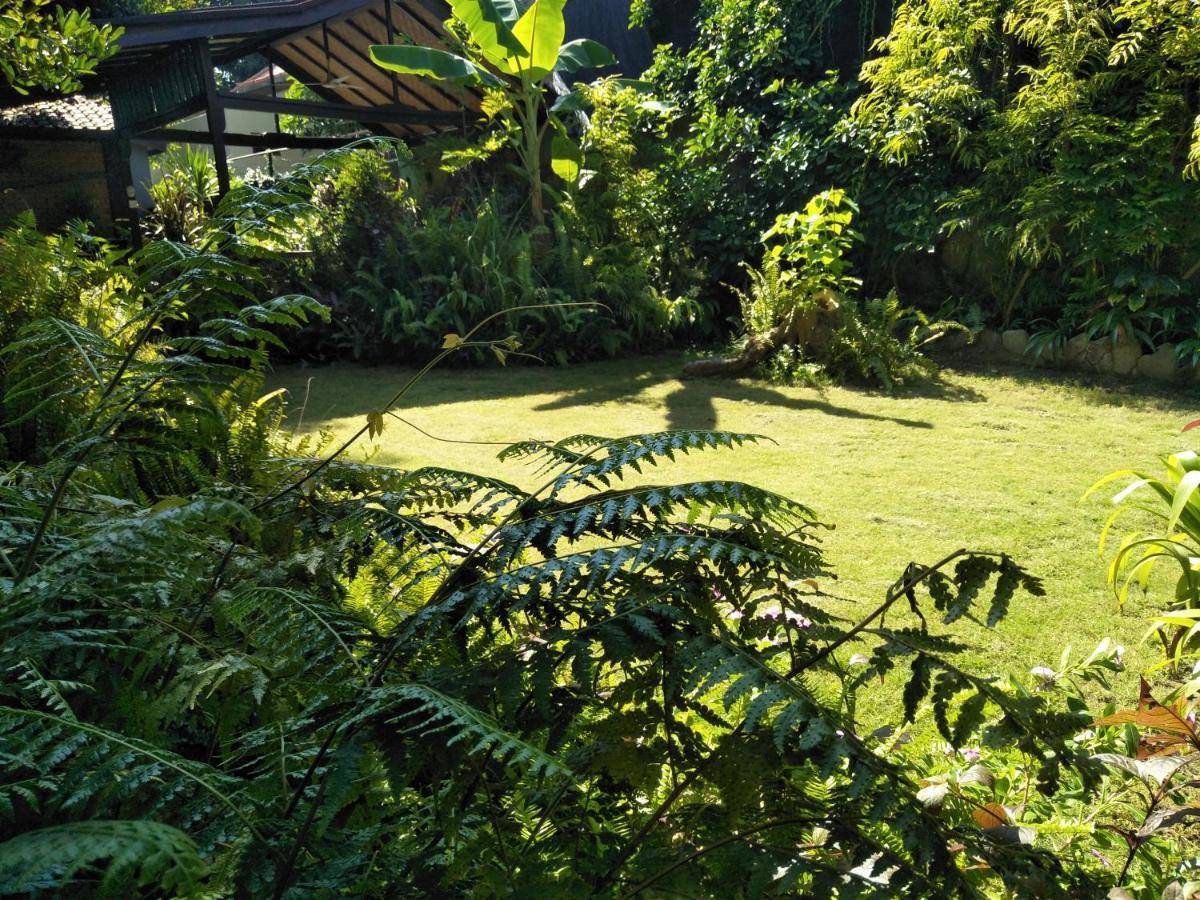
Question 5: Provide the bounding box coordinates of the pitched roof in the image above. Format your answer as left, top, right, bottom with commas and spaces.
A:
0, 95, 114, 134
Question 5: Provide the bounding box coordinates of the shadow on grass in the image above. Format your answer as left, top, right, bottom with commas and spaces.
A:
536, 371, 936, 430
277, 353, 999, 433
939, 355, 1200, 411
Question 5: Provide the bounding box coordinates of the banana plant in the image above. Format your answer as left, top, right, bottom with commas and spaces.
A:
370, 0, 614, 226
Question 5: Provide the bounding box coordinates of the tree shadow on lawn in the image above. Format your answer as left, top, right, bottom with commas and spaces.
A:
278, 355, 984, 432
536, 372, 936, 431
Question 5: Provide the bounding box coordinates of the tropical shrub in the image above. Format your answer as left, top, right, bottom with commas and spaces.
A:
1091, 421, 1200, 665
639, 0, 897, 303
690, 190, 958, 386
909, 638, 1200, 898
852, 0, 1200, 348
297, 144, 687, 364
143, 144, 220, 243
572, 79, 709, 327
0, 214, 131, 462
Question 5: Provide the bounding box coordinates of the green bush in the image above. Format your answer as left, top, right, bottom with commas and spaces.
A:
907, 638, 1200, 898
300, 146, 695, 364
143, 145, 219, 243
727, 190, 958, 387
852, 0, 1200, 349
0, 213, 131, 462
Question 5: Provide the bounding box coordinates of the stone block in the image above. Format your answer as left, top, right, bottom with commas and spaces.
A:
1001, 328, 1028, 356
1111, 333, 1143, 376
1082, 339, 1114, 373
1136, 343, 1177, 382
978, 329, 1002, 354
1061, 333, 1090, 364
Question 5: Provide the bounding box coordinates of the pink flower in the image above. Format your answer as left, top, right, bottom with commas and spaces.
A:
959, 748, 981, 763
785, 611, 813, 629
726, 609, 744, 621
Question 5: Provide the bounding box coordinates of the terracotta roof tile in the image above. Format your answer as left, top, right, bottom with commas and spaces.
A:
0, 95, 114, 132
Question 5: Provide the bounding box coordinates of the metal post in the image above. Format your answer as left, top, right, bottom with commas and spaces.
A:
197, 40, 231, 196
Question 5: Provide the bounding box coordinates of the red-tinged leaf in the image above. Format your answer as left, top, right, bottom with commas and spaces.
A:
1093, 678, 1196, 740
1140, 733, 1191, 759
972, 802, 1008, 829
1184, 419, 1200, 433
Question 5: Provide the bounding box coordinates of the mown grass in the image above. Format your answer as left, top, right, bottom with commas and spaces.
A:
270, 353, 1200, 715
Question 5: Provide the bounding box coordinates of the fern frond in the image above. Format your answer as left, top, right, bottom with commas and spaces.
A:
499, 430, 766, 491
0, 820, 206, 897
347, 684, 574, 780
0, 707, 257, 842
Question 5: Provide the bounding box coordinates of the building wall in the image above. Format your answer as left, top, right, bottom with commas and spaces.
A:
0, 138, 114, 233
171, 107, 321, 178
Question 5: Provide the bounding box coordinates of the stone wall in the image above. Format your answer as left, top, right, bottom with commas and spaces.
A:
0, 138, 114, 233
953, 328, 1189, 383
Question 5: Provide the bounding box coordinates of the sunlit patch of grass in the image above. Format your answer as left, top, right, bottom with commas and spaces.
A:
271, 354, 1200, 717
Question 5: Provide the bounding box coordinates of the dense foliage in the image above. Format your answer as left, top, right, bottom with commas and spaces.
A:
688, 189, 958, 387
5, 196, 1200, 895
1, 0, 119, 95
853, 0, 1200, 352
370, 0, 616, 227
640, 10, 872, 294
297, 143, 694, 363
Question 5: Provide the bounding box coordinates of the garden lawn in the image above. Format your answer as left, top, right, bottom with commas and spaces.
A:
270, 353, 1200, 715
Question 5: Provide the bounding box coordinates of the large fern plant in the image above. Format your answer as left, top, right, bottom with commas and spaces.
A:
2, 205, 1104, 896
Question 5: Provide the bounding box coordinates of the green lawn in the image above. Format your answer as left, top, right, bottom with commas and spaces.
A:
269, 353, 1200, 707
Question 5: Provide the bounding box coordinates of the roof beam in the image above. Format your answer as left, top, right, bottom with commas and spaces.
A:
215, 92, 463, 125
135, 127, 364, 150
102, 0, 376, 50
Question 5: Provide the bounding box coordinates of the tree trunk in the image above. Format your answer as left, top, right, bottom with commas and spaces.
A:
682, 290, 842, 379
682, 318, 795, 378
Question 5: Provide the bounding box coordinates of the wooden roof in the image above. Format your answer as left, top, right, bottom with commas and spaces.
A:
96, 0, 480, 139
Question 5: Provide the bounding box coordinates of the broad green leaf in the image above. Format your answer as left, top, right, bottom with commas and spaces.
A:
550, 89, 586, 113
504, 0, 566, 81
550, 134, 582, 182
370, 45, 500, 87
1167, 469, 1200, 533
553, 38, 615, 74
448, 0, 525, 68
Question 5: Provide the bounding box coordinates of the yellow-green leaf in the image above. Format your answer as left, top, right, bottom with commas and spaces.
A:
550, 134, 582, 182
503, 0, 566, 81
366, 410, 384, 439
442, 333, 465, 349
